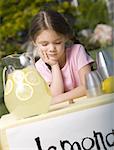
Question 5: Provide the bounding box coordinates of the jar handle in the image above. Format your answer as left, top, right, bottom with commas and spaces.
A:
2, 66, 7, 92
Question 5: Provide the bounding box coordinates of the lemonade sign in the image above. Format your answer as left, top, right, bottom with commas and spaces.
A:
4, 65, 52, 119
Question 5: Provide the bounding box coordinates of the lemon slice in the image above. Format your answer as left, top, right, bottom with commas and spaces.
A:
16, 83, 33, 101
13, 70, 24, 83
25, 71, 40, 86
5, 79, 13, 95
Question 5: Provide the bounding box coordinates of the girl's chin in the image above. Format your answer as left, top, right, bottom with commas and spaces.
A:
49, 58, 58, 61
48, 55, 57, 59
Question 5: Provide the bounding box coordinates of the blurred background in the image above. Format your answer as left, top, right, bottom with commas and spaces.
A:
0, 0, 113, 59
0, 0, 114, 116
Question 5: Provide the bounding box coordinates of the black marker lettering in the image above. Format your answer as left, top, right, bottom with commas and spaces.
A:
93, 131, 107, 150
82, 137, 94, 150
60, 140, 81, 150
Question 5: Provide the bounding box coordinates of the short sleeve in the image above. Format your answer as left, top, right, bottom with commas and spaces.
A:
35, 59, 52, 85
76, 45, 94, 70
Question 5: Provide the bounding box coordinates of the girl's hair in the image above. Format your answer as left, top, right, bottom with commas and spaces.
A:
29, 10, 94, 70
29, 10, 78, 43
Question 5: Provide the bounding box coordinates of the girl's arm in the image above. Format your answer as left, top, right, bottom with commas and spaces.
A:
39, 51, 64, 96
50, 63, 64, 96
52, 64, 91, 104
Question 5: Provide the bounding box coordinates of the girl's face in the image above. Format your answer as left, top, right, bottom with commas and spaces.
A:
34, 29, 67, 62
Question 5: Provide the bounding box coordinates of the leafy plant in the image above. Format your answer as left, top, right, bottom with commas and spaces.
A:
0, 0, 110, 58
74, 0, 110, 31
0, 0, 77, 58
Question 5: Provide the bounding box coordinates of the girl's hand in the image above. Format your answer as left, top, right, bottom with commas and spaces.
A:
40, 50, 58, 66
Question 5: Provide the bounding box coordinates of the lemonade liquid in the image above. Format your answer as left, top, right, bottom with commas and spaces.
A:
4, 65, 52, 119
102, 76, 114, 94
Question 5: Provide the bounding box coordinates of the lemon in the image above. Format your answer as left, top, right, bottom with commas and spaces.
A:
13, 70, 24, 83
16, 83, 33, 101
5, 79, 13, 95
102, 76, 114, 93
25, 71, 40, 86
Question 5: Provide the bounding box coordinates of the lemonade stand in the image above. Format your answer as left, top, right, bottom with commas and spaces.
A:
0, 51, 114, 150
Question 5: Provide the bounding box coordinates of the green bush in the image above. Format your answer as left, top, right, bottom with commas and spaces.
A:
74, 0, 110, 31
0, 0, 110, 59
0, 0, 77, 58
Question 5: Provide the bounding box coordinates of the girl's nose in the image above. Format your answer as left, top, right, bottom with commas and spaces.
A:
49, 44, 56, 52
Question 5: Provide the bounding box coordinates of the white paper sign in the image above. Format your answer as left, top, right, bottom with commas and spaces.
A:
6, 103, 114, 150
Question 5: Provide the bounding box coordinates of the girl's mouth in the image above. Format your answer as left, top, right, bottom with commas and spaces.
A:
48, 53, 57, 57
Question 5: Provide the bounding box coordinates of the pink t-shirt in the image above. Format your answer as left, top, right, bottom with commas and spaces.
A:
35, 44, 94, 92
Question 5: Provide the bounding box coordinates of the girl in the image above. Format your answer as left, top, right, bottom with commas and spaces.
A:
29, 10, 94, 104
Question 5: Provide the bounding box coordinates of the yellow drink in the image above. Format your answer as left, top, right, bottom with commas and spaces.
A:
4, 66, 52, 119
102, 76, 114, 94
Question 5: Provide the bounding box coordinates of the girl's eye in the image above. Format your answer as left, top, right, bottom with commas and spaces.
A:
41, 43, 48, 46
55, 41, 62, 44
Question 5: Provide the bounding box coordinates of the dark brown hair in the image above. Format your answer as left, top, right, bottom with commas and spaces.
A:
29, 10, 76, 43
29, 10, 94, 70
